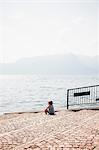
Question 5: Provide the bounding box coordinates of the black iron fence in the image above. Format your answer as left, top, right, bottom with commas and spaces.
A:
67, 85, 99, 109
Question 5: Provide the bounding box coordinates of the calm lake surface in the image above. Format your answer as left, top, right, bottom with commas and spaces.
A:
0, 74, 99, 114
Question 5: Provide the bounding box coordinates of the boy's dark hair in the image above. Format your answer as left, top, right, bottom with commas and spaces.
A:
48, 101, 53, 105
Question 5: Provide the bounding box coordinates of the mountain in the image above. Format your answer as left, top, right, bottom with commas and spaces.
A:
0, 54, 99, 74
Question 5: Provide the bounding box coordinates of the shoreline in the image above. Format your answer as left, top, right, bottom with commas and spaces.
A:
0, 105, 99, 116
0, 106, 67, 116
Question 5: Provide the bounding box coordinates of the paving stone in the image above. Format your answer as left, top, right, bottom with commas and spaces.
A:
0, 110, 98, 150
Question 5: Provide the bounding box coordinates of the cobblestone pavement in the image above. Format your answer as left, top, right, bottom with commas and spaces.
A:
0, 110, 99, 150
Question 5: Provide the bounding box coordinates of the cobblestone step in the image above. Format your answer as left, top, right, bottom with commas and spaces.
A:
14, 112, 99, 150
0, 110, 99, 150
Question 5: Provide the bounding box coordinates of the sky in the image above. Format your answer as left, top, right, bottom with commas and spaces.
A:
0, 0, 98, 63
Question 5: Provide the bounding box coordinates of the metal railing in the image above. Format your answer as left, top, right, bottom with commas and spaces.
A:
67, 85, 99, 109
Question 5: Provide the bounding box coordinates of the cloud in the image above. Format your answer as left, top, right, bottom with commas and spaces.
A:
0, 0, 97, 63
72, 17, 86, 25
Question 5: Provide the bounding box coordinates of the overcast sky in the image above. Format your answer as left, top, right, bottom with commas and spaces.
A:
0, 0, 98, 63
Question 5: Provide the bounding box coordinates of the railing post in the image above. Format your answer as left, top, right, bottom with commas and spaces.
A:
67, 89, 69, 109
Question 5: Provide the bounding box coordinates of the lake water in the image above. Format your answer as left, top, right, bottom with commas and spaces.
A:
0, 74, 99, 114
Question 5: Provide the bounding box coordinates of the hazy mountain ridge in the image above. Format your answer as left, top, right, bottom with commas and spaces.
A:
0, 54, 99, 74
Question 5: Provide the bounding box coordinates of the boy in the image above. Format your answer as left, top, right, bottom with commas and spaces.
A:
45, 101, 55, 115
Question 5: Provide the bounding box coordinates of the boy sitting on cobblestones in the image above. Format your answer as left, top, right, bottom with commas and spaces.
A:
45, 101, 55, 115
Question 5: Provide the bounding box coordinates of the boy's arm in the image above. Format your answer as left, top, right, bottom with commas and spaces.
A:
45, 106, 49, 114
